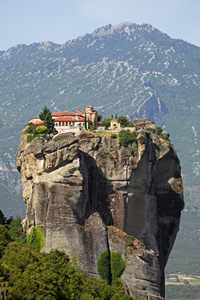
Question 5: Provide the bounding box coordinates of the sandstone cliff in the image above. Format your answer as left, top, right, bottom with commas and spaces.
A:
16, 121, 184, 300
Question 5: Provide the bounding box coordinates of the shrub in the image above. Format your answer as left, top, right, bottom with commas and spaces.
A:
81, 293, 94, 300
26, 134, 41, 143
0, 221, 130, 300
110, 252, 126, 282
97, 251, 111, 284
101, 118, 112, 129
7, 217, 25, 243
27, 134, 34, 143
146, 127, 155, 133
126, 122, 134, 127
97, 251, 126, 284
131, 142, 137, 155
26, 124, 37, 134
160, 131, 170, 140
0, 225, 12, 258
119, 130, 137, 147
153, 143, 161, 151
27, 132, 44, 143
27, 226, 44, 251
111, 133, 118, 139
89, 122, 95, 131
117, 116, 130, 127
35, 125, 48, 134
69, 167, 77, 174
154, 126, 163, 135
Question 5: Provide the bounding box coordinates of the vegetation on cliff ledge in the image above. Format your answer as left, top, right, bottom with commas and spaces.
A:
0, 217, 130, 299
97, 251, 126, 284
26, 106, 56, 143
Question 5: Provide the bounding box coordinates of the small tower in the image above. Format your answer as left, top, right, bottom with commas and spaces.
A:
85, 105, 96, 123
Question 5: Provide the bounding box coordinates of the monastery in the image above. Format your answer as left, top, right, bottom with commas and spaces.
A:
29, 105, 97, 133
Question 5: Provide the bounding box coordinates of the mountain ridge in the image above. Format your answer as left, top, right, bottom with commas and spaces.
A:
2, 21, 200, 53
0, 21, 200, 215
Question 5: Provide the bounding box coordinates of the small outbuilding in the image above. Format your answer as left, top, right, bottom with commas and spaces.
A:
110, 119, 121, 131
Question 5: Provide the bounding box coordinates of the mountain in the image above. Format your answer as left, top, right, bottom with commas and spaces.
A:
1, 22, 200, 216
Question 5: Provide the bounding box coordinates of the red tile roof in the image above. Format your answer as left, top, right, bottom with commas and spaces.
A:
54, 116, 84, 122
30, 121, 44, 125
51, 111, 83, 117
35, 112, 83, 118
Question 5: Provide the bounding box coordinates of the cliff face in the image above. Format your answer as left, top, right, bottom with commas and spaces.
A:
16, 121, 184, 300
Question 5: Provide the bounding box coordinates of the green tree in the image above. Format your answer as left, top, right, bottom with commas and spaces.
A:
101, 117, 112, 129
84, 114, 88, 129
97, 251, 111, 284
1, 242, 40, 285
26, 123, 37, 134
7, 217, 25, 243
0, 226, 12, 258
0, 210, 5, 225
22, 251, 80, 299
0, 230, 129, 300
110, 252, 126, 282
97, 251, 126, 284
117, 116, 130, 127
97, 114, 102, 124
39, 106, 55, 134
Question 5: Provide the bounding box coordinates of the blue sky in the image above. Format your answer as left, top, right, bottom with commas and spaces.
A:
1, 0, 200, 50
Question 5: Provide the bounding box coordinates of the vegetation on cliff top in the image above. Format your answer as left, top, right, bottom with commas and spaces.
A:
26, 106, 56, 143
39, 106, 55, 134
0, 217, 130, 299
118, 130, 137, 147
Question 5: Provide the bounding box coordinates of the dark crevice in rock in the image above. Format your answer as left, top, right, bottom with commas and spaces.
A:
105, 226, 112, 285
78, 150, 113, 226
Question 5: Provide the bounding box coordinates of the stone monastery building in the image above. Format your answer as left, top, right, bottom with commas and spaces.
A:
29, 105, 97, 133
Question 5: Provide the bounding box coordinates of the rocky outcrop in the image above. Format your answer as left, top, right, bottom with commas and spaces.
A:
16, 122, 184, 300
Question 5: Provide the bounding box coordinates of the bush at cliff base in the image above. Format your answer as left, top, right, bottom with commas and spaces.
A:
97, 251, 111, 283
7, 216, 25, 243
0, 219, 131, 299
111, 252, 126, 282
0, 225, 12, 258
97, 251, 126, 284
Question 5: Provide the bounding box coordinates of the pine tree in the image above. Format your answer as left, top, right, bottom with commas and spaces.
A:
39, 106, 55, 134
84, 113, 88, 129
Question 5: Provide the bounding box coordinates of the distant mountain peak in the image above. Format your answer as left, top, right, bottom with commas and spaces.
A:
91, 22, 156, 38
